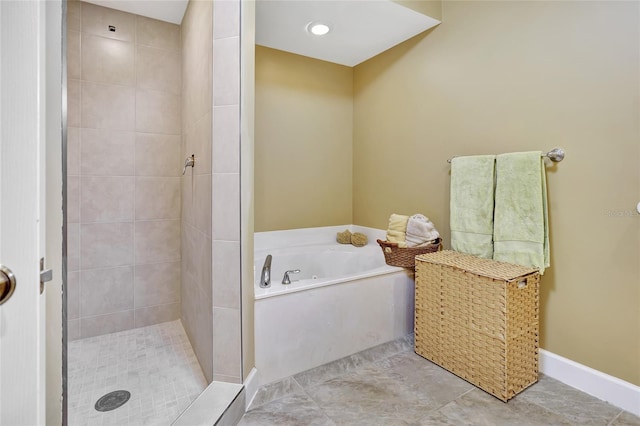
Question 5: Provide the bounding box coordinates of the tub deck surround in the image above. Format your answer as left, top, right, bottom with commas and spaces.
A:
254, 243, 401, 299
254, 225, 415, 386
254, 225, 401, 298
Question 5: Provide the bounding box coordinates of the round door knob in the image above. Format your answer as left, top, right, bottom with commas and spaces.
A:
0, 265, 16, 305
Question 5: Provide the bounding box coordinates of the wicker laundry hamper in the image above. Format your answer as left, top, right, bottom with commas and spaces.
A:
414, 250, 540, 401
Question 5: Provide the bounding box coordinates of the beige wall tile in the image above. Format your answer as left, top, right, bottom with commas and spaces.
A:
82, 34, 135, 86
69, 1, 190, 337
192, 112, 212, 175
211, 374, 241, 384
135, 177, 181, 220
213, 36, 240, 106
136, 15, 181, 51
80, 222, 133, 269
80, 310, 134, 339
134, 261, 181, 308
181, 222, 194, 280
212, 173, 240, 241
181, 223, 195, 288
134, 303, 180, 328
82, 2, 135, 42
67, 30, 81, 80
134, 220, 181, 264
80, 266, 134, 317
136, 45, 181, 95
81, 176, 134, 223
67, 271, 80, 320
181, 37, 211, 133
68, 223, 80, 272
136, 89, 181, 134
135, 133, 182, 177
198, 235, 212, 300
181, 0, 216, 373
67, 0, 81, 32
181, 282, 213, 381
213, 0, 240, 40
67, 319, 81, 341
182, 174, 195, 227
68, 79, 81, 128
67, 176, 80, 223
81, 128, 135, 176
181, 223, 211, 298
212, 105, 239, 173
181, 0, 212, 53
194, 174, 212, 236
213, 307, 241, 378
67, 127, 81, 176
82, 82, 135, 130
212, 241, 240, 309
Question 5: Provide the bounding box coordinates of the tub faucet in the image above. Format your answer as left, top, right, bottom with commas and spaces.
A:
282, 269, 300, 285
260, 255, 272, 288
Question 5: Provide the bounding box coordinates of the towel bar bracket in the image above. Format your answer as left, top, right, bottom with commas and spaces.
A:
544, 148, 565, 162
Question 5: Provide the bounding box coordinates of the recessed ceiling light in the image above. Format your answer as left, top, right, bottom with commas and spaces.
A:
306, 22, 331, 36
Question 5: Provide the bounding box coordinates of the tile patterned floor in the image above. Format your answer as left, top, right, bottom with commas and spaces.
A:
68, 320, 207, 426
241, 336, 640, 426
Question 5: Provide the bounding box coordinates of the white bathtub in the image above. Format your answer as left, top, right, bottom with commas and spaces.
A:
254, 225, 415, 386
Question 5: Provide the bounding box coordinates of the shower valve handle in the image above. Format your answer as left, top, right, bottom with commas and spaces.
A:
182, 154, 195, 175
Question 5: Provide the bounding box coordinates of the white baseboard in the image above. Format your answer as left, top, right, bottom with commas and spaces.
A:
243, 367, 259, 410
539, 349, 640, 417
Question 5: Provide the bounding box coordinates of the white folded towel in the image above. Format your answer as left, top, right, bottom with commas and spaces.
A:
386, 213, 409, 248
406, 214, 439, 247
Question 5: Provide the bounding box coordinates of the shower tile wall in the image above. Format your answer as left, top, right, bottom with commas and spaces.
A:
180, 0, 243, 384
67, 1, 182, 340
211, 0, 242, 384
181, 0, 214, 382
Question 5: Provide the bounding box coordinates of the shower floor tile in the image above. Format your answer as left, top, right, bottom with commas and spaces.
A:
68, 320, 207, 426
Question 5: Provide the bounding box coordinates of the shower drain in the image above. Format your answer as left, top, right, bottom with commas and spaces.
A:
94, 390, 131, 412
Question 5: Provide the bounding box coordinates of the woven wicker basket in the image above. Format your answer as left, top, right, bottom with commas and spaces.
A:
377, 238, 442, 268
414, 250, 540, 401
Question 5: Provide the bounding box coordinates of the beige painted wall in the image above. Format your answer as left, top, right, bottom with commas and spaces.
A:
255, 46, 354, 232
353, 1, 640, 385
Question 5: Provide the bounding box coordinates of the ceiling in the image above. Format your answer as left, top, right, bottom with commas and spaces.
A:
82, 0, 188, 25
83, 0, 440, 67
256, 1, 439, 67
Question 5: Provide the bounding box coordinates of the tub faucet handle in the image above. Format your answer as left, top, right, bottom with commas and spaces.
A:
282, 269, 300, 285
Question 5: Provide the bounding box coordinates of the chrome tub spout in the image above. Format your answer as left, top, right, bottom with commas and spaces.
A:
260, 254, 272, 288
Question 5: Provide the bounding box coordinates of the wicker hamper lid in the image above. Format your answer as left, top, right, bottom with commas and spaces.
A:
416, 250, 539, 282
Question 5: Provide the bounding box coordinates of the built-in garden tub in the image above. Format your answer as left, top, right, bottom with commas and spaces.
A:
254, 225, 415, 386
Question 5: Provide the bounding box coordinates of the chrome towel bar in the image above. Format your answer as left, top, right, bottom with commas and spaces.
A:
447, 147, 565, 163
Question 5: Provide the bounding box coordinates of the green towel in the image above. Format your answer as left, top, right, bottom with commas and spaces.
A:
493, 151, 550, 274
450, 155, 496, 259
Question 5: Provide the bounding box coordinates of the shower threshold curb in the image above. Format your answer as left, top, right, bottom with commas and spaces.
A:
172, 381, 244, 426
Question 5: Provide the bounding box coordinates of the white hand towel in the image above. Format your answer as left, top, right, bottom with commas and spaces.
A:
406, 214, 440, 247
